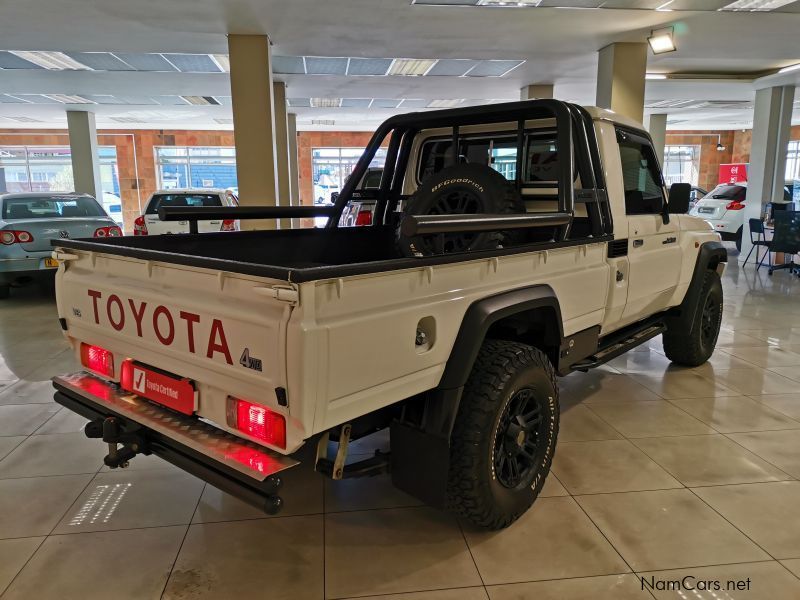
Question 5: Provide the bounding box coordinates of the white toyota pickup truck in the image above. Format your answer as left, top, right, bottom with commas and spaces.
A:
50, 100, 726, 529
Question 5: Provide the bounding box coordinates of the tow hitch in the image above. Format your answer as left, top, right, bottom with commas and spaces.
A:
85, 416, 150, 469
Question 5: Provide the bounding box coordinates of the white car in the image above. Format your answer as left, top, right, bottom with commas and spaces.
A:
133, 189, 240, 235
690, 183, 791, 251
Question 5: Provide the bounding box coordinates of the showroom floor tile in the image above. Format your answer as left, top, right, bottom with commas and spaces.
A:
2, 259, 800, 598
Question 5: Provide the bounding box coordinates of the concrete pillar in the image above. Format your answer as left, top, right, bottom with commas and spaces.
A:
228, 34, 278, 230
273, 81, 291, 229
647, 113, 668, 164
520, 84, 554, 100
66, 110, 103, 199
741, 85, 795, 261
596, 42, 648, 124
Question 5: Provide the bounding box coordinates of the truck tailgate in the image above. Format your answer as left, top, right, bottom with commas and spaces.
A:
54, 248, 300, 448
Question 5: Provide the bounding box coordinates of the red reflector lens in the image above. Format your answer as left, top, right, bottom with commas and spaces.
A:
229, 398, 286, 448
355, 210, 373, 226
80, 343, 114, 378
725, 201, 745, 210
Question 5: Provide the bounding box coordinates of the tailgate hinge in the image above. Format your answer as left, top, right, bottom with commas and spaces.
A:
253, 285, 299, 304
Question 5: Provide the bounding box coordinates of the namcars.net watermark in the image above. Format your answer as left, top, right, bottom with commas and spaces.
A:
641, 575, 752, 593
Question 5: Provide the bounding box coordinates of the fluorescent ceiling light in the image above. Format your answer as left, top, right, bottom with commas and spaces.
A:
645, 73, 668, 80
647, 27, 676, 54
46, 94, 94, 104
655, 0, 674, 10
719, 0, 797, 10
10, 51, 89, 70
388, 59, 437, 76
778, 63, 800, 74
311, 119, 336, 126
211, 54, 230, 72
427, 99, 464, 108
310, 98, 342, 108
180, 96, 221, 105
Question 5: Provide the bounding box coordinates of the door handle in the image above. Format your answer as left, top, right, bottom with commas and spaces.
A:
633, 239, 644, 248
662, 236, 677, 245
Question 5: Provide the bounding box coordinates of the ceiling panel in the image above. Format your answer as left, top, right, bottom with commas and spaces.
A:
347, 58, 392, 76
0, 94, 29, 103
162, 53, 221, 73
426, 59, 478, 76
372, 98, 402, 108
272, 55, 306, 74
288, 98, 312, 107
12, 94, 59, 104
466, 60, 524, 76
0, 51, 42, 69
399, 99, 430, 108
341, 98, 373, 107
113, 53, 177, 72
65, 52, 134, 71
305, 57, 349, 75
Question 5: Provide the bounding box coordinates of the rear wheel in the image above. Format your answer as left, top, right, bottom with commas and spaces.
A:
663, 270, 723, 366
446, 340, 559, 530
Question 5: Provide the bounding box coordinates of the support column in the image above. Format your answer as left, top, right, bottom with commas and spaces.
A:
520, 84, 554, 100
228, 34, 278, 230
273, 81, 291, 229
647, 113, 668, 164
66, 110, 103, 198
596, 42, 648, 124
741, 85, 795, 261
288, 112, 299, 207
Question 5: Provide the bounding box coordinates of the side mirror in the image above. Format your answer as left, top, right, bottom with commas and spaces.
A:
668, 183, 691, 215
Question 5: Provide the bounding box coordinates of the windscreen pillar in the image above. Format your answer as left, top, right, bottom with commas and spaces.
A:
228, 34, 279, 230
273, 81, 292, 229
520, 84, 554, 100
66, 110, 103, 199
647, 113, 668, 164
741, 85, 795, 261
596, 42, 647, 124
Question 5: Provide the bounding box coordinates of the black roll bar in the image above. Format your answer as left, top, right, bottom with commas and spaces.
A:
158, 206, 336, 233
401, 213, 572, 237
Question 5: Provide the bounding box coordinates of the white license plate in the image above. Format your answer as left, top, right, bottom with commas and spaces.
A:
698, 207, 715, 214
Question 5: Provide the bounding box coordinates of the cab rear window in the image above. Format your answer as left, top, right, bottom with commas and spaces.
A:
145, 194, 222, 214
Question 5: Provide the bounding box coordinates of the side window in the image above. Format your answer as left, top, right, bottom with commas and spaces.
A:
617, 130, 665, 215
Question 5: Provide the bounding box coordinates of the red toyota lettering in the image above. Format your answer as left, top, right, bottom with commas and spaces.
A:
128, 300, 148, 337
106, 294, 125, 331
179, 311, 200, 353
207, 318, 232, 365
152, 305, 175, 345
88, 289, 102, 324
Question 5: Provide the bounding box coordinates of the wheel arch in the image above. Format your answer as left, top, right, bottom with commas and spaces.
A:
437, 284, 564, 390
667, 240, 727, 330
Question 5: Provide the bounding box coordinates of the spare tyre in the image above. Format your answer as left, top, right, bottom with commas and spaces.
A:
397, 163, 525, 257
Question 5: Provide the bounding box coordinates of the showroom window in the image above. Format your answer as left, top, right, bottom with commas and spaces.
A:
0, 145, 120, 196
311, 147, 388, 203
786, 140, 800, 182
154, 146, 238, 190
663, 145, 701, 187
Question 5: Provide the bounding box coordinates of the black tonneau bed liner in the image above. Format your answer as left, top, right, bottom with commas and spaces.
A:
52, 226, 612, 283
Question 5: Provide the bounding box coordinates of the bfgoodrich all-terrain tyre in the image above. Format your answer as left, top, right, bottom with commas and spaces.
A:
446, 340, 559, 530
397, 163, 524, 258
663, 270, 723, 367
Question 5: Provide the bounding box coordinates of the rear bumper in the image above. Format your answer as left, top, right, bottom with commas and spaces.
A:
0, 255, 56, 284
53, 371, 298, 513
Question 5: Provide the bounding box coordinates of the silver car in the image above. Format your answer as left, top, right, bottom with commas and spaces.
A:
0, 192, 121, 298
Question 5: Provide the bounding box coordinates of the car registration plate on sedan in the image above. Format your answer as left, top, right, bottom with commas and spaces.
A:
44, 258, 59, 268
698, 207, 715, 214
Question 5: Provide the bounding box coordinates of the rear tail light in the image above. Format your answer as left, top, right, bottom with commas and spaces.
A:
355, 210, 373, 226
94, 226, 123, 238
133, 216, 148, 236
0, 230, 34, 245
220, 219, 236, 232
725, 201, 745, 210
80, 343, 115, 378
226, 397, 286, 449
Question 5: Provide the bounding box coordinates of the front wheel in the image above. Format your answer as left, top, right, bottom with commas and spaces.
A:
446, 340, 559, 530
663, 270, 723, 366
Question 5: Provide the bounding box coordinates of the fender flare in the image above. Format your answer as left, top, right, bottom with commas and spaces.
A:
437, 284, 564, 390
667, 240, 727, 329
